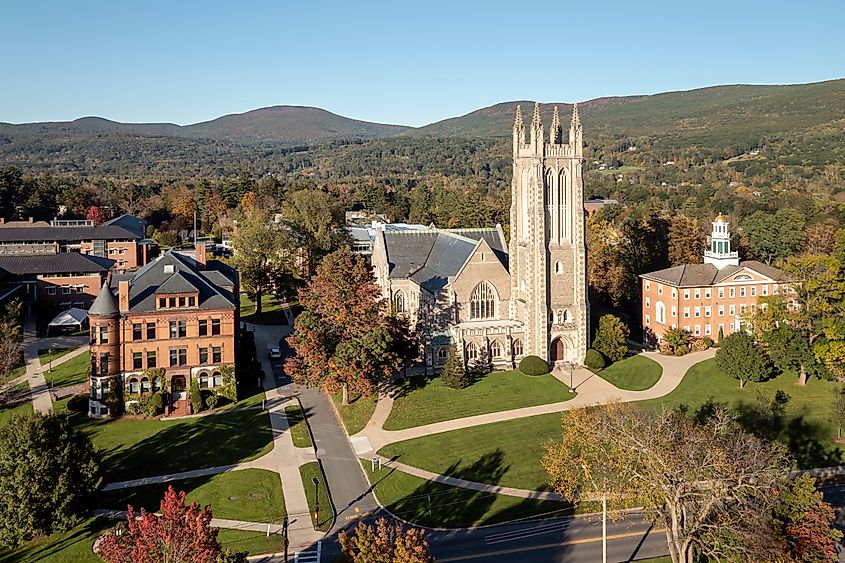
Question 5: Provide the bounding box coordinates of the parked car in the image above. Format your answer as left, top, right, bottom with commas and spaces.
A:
269, 347, 282, 360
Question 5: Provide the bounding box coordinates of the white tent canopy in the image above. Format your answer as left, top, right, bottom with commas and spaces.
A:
48, 307, 89, 330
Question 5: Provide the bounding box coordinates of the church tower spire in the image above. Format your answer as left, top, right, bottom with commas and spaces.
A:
549, 106, 561, 144
530, 102, 543, 145
569, 103, 582, 155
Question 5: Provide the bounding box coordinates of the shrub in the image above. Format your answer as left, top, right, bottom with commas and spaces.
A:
190, 380, 203, 414
701, 336, 714, 348
519, 355, 550, 376
592, 314, 629, 364
662, 327, 691, 356
441, 345, 470, 389
66, 393, 89, 413
125, 402, 141, 415
206, 393, 219, 410
584, 349, 606, 370
151, 392, 164, 413
691, 338, 710, 352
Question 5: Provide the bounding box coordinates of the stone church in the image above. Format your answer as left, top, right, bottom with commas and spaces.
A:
371, 103, 589, 370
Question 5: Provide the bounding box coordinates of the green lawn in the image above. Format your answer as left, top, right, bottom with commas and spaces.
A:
595, 355, 663, 391
240, 293, 288, 326
0, 517, 286, 562
38, 347, 72, 366
75, 408, 273, 482
380, 358, 844, 494
285, 404, 312, 448
45, 352, 90, 389
299, 462, 332, 532
384, 370, 576, 431
98, 469, 285, 523
1, 364, 25, 385
0, 382, 32, 426
331, 390, 377, 435
0, 517, 111, 563
364, 463, 573, 528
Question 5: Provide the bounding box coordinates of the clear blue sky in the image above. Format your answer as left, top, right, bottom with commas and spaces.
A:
3, 0, 843, 127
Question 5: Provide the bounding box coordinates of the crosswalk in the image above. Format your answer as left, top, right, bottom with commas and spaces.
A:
293, 541, 321, 562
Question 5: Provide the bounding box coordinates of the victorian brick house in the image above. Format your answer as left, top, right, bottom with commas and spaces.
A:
87, 246, 238, 418
640, 215, 789, 343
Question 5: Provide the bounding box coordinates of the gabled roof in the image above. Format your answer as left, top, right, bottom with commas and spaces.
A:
109, 250, 236, 312
103, 214, 147, 239
641, 260, 785, 287
89, 283, 119, 317
0, 253, 114, 275
384, 226, 507, 293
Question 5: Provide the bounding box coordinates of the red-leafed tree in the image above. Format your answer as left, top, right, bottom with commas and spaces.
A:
774, 474, 842, 563
94, 486, 222, 563
86, 205, 106, 224
285, 249, 415, 403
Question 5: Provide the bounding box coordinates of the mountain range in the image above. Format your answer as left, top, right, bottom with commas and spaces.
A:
2, 78, 844, 147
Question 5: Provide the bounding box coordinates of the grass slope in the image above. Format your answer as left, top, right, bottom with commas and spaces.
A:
285, 404, 312, 448
99, 469, 285, 523
45, 352, 90, 388
0, 381, 32, 426
38, 347, 72, 366
331, 391, 377, 435
384, 370, 575, 431
299, 462, 332, 532
240, 293, 288, 326
595, 355, 663, 391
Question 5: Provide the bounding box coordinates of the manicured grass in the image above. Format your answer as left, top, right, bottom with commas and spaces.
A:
299, 462, 332, 532
217, 529, 286, 555
0, 516, 111, 563
331, 390, 377, 435
38, 347, 72, 366
285, 404, 312, 448
45, 352, 90, 389
640, 358, 843, 467
0, 364, 25, 385
74, 408, 273, 482
364, 464, 573, 528
594, 355, 663, 391
0, 381, 32, 426
384, 370, 576, 431
380, 358, 844, 494
99, 469, 285, 523
240, 293, 288, 326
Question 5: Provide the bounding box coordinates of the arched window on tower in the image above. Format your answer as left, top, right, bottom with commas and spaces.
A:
469, 282, 497, 320
393, 290, 406, 313
563, 309, 571, 323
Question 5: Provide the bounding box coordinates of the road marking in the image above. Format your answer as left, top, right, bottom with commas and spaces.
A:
436, 529, 665, 561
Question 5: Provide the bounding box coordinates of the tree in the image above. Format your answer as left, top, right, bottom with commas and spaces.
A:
440, 344, 469, 389
95, 486, 224, 563
668, 215, 703, 266
742, 209, 805, 264
232, 205, 291, 316
543, 403, 790, 563
662, 326, 690, 356
0, 412, 101, 548
162, 185, 197, 223
285, 250, 414, 402
85, 205, 106, 224
338, 517, 433, 563
0, 299, 21, 383
591, 314, 629, 364
716, 332, 773, 388
766, 325, 823, 385
279, 189, 347, 276
773, 473, 842, 562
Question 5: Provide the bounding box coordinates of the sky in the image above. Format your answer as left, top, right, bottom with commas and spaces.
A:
2, 0, 844, 127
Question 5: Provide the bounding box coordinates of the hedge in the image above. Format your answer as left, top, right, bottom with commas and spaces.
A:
518, 355, 550, 376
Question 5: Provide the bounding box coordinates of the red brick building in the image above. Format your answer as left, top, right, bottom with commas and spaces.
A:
87, 247, 238, 418
640, 215, 789, 343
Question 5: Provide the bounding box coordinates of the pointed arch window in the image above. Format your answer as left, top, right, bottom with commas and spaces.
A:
466, 342, 479, 360
393, 290, 406, 313
512, 339, 524, 357
490, 340, 503, 359
469, 281, 497, 320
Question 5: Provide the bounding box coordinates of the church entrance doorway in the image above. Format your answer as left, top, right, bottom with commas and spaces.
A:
550, 338, 565, 362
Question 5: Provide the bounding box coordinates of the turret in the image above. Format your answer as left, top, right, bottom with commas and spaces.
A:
530, 102, 543, 150
88, 283, 121, 418
703, 214, 739, 269
549, 106, 562, 144
513, 104, 524, 154
569, 103, 583, 156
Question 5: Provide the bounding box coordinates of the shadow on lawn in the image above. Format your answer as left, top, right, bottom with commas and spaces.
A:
0, 518, 112, 563
389, 370, 485, 401
84, 409, 273, 482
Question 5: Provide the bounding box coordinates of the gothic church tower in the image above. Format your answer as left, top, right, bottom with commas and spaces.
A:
508, 103, 589, 365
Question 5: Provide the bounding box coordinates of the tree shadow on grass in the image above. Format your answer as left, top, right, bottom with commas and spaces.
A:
89, 409, 274, 482
0, 517, 112, 563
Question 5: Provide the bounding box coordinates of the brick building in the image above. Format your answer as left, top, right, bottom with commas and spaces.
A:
0, 217, 147, 271
640, 215, 788, 343
87, 247, 238, 418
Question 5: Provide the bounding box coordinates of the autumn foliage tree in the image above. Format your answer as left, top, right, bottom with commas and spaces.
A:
668, 214, 703, 266
285, 249, 414, 402
338, 517, 433, 563
95, 486, 230, 563
774, 474, 842, 562
85, 205, 106, 224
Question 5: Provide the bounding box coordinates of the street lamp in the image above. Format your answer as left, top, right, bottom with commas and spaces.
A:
312, 476, 320, 523
568, 362, 575, 393
49, 343, 57, 373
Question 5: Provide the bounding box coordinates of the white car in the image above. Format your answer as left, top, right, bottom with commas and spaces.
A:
268, 347, 282, 360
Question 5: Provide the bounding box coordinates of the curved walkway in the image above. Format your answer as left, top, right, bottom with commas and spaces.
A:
353, 349, 715, 454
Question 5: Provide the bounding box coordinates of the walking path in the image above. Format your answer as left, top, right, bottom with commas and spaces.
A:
101, 457, 277, 491
20, 328, 89, 414
93, 508, 289, 534
352, 349, 716, 454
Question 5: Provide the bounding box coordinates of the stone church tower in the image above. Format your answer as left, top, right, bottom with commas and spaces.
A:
508, 103, 589, 365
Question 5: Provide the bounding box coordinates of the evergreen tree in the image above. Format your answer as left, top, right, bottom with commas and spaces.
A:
591, 314, 629, 364
440, 345, 469, 389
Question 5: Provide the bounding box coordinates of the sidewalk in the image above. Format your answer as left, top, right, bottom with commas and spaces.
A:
20, 328, 89, 414
354, 349, 716, 453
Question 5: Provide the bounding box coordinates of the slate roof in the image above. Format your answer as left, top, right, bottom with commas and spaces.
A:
0, 253, 114, 275
109, 250, 236, 313
641, 260, 785, 287
0, 225, 140, 243
103, 214, 147, 239
89, 283, 119, 316
384, 227, 507, 293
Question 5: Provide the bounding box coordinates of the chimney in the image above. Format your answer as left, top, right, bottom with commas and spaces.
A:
195, 243, 206, 269
118, 280, 130, 312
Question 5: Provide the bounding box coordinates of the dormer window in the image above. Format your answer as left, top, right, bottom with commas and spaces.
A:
156, 292, 200, 310
164, 265, 175, 274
